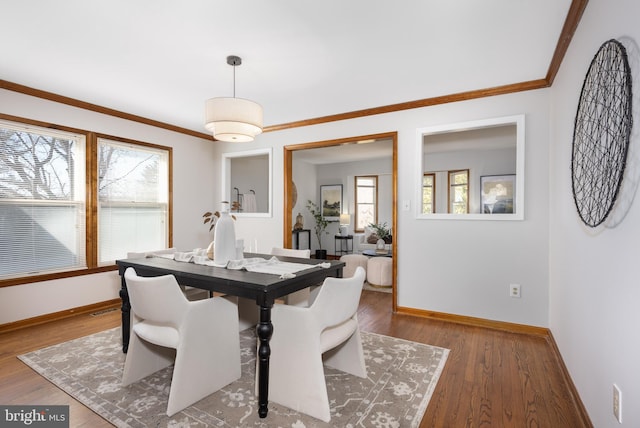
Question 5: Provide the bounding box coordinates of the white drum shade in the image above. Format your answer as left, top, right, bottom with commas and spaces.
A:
205, 97, 263, 143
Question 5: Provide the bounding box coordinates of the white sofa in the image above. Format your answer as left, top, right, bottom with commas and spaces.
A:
353, 227, 392, 254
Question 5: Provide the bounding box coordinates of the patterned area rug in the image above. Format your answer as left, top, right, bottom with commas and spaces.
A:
18, 327, 448, 427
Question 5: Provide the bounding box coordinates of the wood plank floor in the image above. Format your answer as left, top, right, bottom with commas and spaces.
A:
0, 291, 591, 427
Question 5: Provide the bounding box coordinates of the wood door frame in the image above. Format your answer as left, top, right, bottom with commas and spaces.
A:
283, 132, 398, 312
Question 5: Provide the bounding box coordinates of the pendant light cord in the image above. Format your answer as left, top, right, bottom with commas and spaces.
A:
226, 55, 243, 99
232, 63, 236, 98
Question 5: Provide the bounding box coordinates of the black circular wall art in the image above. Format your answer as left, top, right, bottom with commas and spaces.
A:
572, 39, 633, 227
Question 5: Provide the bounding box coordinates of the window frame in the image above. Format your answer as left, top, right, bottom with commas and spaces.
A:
0, 121, 87, 278
448, 169, 469, 214
354, 175, 378, 233
422, 173, 436, 214
95, 134, 172, 266
0, 114, 173, 287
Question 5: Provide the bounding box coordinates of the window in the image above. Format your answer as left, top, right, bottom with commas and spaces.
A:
0, 120, 86, 279
0, 115, 172, 283
97, 138, 169, 264
448, 169, 469, 214
355, 176, 377, 232
422, 173, 435, 214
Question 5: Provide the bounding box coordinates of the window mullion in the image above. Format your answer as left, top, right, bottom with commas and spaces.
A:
86, 132, 98, 268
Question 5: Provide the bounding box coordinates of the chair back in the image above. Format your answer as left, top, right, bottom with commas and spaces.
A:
309, 266, 365, 329
127, 248, 176, 259
124, 267, 188, 326
270, 247, 311, 259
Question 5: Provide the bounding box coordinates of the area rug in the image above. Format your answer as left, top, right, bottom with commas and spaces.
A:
18, 327, 448, 427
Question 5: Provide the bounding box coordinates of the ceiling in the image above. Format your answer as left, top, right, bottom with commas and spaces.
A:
293, 139, 394, 165
2, 1, 577, 137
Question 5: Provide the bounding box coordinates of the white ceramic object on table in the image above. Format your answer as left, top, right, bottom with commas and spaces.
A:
213, 202, 236, 267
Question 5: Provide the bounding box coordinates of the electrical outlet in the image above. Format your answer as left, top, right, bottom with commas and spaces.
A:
613, 384, 622, 423
509, 284, 521, 298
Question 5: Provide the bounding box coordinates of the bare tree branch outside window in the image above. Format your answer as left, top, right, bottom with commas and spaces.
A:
0, 129, 75, 200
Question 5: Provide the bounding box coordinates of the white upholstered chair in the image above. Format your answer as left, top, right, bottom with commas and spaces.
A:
121, 267, 241, 416
269, 247, 311, 258
236, 247, 312, 330
126, 248, 209, 300
270, 247, 311, 259
270, 247, 312, 306
339, 253, 369, 279
262, 266, 367, 422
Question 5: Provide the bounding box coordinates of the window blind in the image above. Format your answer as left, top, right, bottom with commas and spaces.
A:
0, 120, 86, 279
97, 138, 169, 264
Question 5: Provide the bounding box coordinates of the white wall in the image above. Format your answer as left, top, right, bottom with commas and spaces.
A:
292, 160, 319, 249
217, 89, 551, 328
0, 89, 216, 324
549, 1, 640, 426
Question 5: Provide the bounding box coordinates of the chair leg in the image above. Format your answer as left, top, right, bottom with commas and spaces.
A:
309, 285, 322, 305
166, 344, 240, 416
122, 335, 175, 386
268, 349, 332, 422
324, 329, 367, 378
220, 295, 259, 331
166, 299, 242, 416
237, 297, 260, 331
284, 288, 310, 307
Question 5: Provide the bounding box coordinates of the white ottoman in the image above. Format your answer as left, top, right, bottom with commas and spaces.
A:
340, 254, 369, 279
366, 257, 393, 287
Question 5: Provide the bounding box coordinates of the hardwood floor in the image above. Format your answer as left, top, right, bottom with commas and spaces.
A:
358, 291, 591, 428
0, 291, 591, 427
1, 307, 120, 427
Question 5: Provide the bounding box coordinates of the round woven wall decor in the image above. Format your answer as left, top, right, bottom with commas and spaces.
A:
572, 39, 633, 227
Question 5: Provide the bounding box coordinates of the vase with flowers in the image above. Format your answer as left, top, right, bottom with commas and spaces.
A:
202, 201, 237, 265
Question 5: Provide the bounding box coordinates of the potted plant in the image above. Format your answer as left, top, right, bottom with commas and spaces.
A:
306, 200, 329, 259
368, 222, 392, 244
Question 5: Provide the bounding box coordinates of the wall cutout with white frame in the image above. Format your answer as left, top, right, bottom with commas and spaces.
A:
416, 115, 525, 220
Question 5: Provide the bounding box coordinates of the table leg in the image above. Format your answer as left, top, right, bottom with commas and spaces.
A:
256, 302, 274, 418
119, 275, 130, 353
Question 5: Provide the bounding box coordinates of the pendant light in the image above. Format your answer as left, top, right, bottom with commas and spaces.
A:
205, 55, 263, 142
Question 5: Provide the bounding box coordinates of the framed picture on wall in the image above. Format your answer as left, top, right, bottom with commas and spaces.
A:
320, 184, 342, 221
480, 174, 515, 214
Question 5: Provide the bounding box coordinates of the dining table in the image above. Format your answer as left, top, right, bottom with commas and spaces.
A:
116, 253, 344, 418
